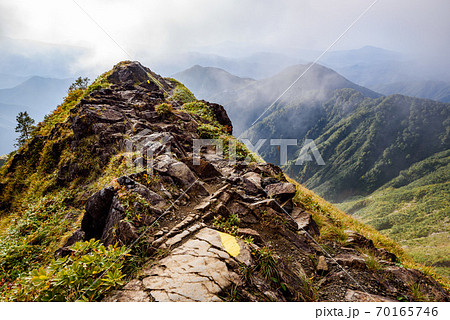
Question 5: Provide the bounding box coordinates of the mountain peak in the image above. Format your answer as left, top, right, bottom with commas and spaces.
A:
107, 60, 151, 84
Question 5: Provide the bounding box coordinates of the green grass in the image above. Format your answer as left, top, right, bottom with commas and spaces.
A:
213, 213, 240, 236
337, 157, 450, 280
0, 190, 82, 282
287, 176, 450, 291
166, 78, 196, 104
400, 233, 450, 279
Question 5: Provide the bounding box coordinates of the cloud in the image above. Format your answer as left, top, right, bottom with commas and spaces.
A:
1, 0, 449, 77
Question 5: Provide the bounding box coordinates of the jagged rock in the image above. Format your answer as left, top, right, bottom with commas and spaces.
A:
237, 228, 262, 243
55, 229, 86, 258
166, 213, 199, 237
280, 198, 294, 214
264, 182, 296, 201
117, 175, 166, 209
334, 253, 367, 270
344, 230, 375, 250
250, 198, 281, 212
229, 201, 259, 224
215, 203, 231, 217
210, 184, 230, 199
377, 248, 397, 263
183, 158, 221, 180
344, 290, 396, 302
82, 187, 116, 240
242, 172, 262, 191
163, 223, 205, 248
199, 100, 233, 133
154, 154, 208, 196
100, 197, 125, 245
291, 208, 320, 237
316, 256, 329, 275
141, 132, 174, 157
117, 220, 139, 243
261, 177, 280, 188
194, 199, 212, 212
226, 175, 242, 185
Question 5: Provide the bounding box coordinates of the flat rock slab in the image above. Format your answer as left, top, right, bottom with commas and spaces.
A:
265, 182, 296, 201
291, 208, 320, 237
140, 227, 252, 301
334, 253, 367, 270
345, 290, 396, 302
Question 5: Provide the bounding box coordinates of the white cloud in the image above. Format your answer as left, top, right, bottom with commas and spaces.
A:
1, 0, 449, 75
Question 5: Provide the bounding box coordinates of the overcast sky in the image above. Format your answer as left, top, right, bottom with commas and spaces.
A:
1, 0, 449, 74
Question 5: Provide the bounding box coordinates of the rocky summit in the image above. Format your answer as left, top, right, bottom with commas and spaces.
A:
0, 61, 448, 302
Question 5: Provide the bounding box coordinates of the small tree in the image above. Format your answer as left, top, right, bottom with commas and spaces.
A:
68, 77, 90, 92
15, 111, 35, 148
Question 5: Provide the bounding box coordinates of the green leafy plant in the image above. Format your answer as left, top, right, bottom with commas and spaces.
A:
2, 239, 129, 301
155, 103, 173, 117
213, 213, 240, 236
182, 101, 218, 125
253, 246, 280, 283
197, 123, 223, 139
297, 275, 320, 301
166, 78, 196, 104
408, 282, 429, 302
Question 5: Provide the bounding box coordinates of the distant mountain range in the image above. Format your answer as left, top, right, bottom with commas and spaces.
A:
0, 76, 73, 154
372, 80, 450, 103
171, 46, 450, 104
173, 65, 255, 101
153, 51, 303, 80
174, 61, 450, 277
176, 63, 380, 136
0, 73, 28, 89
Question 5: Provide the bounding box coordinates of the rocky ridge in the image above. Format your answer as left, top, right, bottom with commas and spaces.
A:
1, 61, 448, 302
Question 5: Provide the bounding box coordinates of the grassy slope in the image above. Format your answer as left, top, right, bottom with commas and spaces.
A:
337, 150, 450, 278
285, 91, 450, 201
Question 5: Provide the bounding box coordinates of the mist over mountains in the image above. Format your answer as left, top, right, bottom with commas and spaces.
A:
178, 63, 380, 136
0, 76, 73, 154
173, 58, 450, 277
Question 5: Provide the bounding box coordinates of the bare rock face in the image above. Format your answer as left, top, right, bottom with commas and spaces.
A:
108, 228, 251, 302
242, 172, 263, 195
344, 230, 375, 250
103, 280, 150, 302
345, 290, 396, 302
154, 154, 209, 196
199, 100, 233, 133
264, 182, 296, 201
82, 187, 116, 240
316, 256, 329, 275
291, 208, 320, 237
334, 253, 367, 270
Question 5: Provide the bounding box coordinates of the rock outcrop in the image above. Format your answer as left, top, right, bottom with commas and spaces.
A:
9, 61, 446, 302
